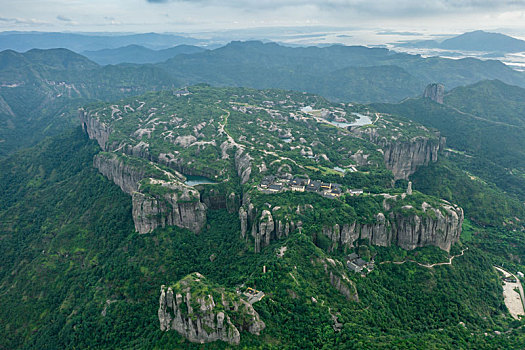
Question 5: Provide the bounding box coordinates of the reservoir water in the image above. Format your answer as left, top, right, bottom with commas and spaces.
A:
327, 112, 373, 128
184, 175, 217, 186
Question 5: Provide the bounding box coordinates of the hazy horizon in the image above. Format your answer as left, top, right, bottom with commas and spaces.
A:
2, 0, 525, 43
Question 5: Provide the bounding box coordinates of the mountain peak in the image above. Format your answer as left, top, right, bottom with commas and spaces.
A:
440, 30, 525, 53
23, 48, 99, 69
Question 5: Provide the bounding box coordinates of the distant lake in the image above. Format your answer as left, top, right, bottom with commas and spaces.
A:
327, 112, 372, 128
184, 175, 217, 186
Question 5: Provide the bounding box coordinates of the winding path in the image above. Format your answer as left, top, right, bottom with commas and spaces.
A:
380, 247, 468, 268
446, 104, 523, 129
218, 109, 244, 150
220, 107, 305, 169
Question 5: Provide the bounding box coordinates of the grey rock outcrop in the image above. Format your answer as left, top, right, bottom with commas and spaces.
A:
226, 192, 240, 214
392, 203, 463, 251
329, 271, 359, 302
424, 83, 445, 104
326, 202, 463, 252
255, 210, 274, 253
350, 119, 445, 180
316, 257, 359, 301
245, 198, 463, 252
94, 152, 206, 234
235, 148, 252, 184
125, 141, 151, 159
93, 153, 143, 194
159, 273, 265, 345
239, 207, 248, 239
248, 210, 296, 253
133, 190, 207, 234
382, 136, 444, 180
80, 108, 112, 150
276, 220, 291, 239
360, 213, 392, 246
322, 223, 360, 250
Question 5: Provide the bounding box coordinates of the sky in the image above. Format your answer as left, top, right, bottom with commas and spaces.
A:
2, 0, 525, 41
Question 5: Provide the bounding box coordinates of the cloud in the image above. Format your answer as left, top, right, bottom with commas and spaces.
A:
56, 15, 72, 22
0, 17, 51, 25
2, 0, 525, 33
377, 31, 422, 36
143, 0, 525, 15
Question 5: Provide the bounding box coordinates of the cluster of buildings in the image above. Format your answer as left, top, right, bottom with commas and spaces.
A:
173, 88, 190, 97
242, 287, 265, 305
259, 175, 352, 199
346, 253, 374, 274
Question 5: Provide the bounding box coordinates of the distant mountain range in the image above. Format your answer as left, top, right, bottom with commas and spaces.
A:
81, 44, 207, 65
0, 32, 205, 52
156, 40, 525, 102
3, 40, 525, 156
399, 30, 525, 53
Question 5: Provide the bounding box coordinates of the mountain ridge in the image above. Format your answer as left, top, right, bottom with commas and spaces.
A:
82, 44, 207, 65
0, 31, 204, 52
399, 30, 525, 53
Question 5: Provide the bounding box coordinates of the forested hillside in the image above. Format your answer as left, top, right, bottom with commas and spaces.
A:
0, 49, 179, 156
373, 82, 525, 202
0, 104, 524, 349
374, 80, 525, 285
0, 122, 523, 349
445, 80, 525, 127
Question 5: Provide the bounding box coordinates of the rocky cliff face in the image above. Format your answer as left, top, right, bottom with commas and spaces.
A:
80, 108, 112, 150
132, 188, 207, 234
322, 200, 463, 252
159, 273, 265, 345
382, 136, 444, 180
390, 208, 461, 251
81, 107, 208, 235
424, 83, 445, 104
255, 210, 274, 253
235, 148, 252, 185
240, 206, 297, 253
350, 125, 445, 180
93, 152, 207, 234
242, 197, 463, 253
329, 271, 358, 301
93, 153, 143, 194
322, 223, 360, 249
